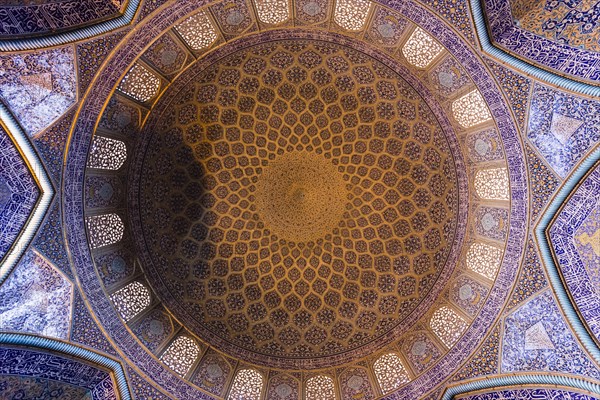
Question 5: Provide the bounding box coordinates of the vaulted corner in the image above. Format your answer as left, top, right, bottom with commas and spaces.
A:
0, 105, 54, 285
536, 146, 600, 366
471, 0, 600, 96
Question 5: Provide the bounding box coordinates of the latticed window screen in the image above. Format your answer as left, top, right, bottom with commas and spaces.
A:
160, 336, 201, 376
228, 369, 264, 400
118, 63, 161, 102
474, 168, 510, 200
87, 136, 127, 170
430, 306, 468, 348
86, 213, 124, 249
175, 11, 219, 50
110, 281, 151, 322
451, 90, 492, 128
466, 242, 502, 280
402, 27, 443, 68
334, 0, 371, 31
373, 353, 410, 393
306, 375, 336, 400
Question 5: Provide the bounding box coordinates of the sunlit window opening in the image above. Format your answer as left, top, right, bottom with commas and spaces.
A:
228, 369, 264, 400
466, 242, 502, 280
160, 336, 201, 376
334, 0, 371, 31
373, 353, 410, 393
87, 135, 127, 170
86, 213, 124, 249
255, 0, 290, 24
474, 167, 510, 200
430, 306, 468, 348
402, 27, 443, 68
452, 89, 492, 128
118, 63, 161, 102
110, 281, 151, 322
175, 11, 219, 50
306, 375, 336, 400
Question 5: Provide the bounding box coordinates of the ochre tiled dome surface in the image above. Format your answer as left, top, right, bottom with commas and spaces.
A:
136, 40, 459, 368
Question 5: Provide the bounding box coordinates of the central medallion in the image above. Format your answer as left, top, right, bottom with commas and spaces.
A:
255, 151, 347, 243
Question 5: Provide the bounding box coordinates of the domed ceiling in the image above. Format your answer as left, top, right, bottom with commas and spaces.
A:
2, 0, 600, 398
133, 39, 461, 368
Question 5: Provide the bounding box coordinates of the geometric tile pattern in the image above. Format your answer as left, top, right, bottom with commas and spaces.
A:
0, 125, 39, 264
549, 163, 600, 344
0, 47, 77, 137
527, 84, 600, 178
0, 250, 73, 340
0, 1, 126, 37
457, 387, 600, 400
0, 105, 54, 286
502, 290, 600, 378
483, 0, 600, 84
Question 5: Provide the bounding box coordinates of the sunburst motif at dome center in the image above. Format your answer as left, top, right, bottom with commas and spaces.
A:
255, 151, 347, 243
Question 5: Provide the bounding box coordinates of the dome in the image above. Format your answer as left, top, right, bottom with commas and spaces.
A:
1, 0, 599, 398
131, 38, 464, 369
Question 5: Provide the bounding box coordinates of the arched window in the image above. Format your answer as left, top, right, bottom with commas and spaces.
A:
110, 281, 151, 322
160, 336, 201, 376
85, 213, 124, 249
466, 242, 502, 280
228, 369, 264, 400
87, 136, 127, 170
306, 375, 336, 400
255, 0, 290, 24
402, 27, 443, 68
118, 63, 161, 103
452, 90, 492, 128
373, 353, 410, 393
334, 0, 371, 31
474, 167, 509, 200
175, 11, 219, 51
430, 306, 468, 348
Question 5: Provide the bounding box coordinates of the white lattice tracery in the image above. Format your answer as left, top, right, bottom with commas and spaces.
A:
175, 11, 219, 50
475, 167, 510, 200
306, 375, 336, 400
255, 0, 290, 24
452, 90, 492, 128
160, 336, 201, 376
430, 306, 468, 348
373, 353, 410, 393
334, 0, 371, 31
87, 136, 127, 170
118, 63, 160, 102
86, 213, 124, 249
402, 27, 443, 68
228, 369, 264, 400
466, 242, 502, 280
110, 281, 151, 322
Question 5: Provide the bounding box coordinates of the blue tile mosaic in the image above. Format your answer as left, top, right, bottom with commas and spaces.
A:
502, 290, 600, 378
0, 345, 115, 400
527, 83, 600, 178
549, 163, 600, 345
0, 250, 73, 340
460, 388, 600, 400
0, 46, 77, 137
0, 125, 40, 264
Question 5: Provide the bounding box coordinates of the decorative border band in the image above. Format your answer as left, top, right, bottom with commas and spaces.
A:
535, 144, 600, 365
0, 104, 54, 286
0, 0, 141, 52
469, 0, 600, 98
0, 332, 132, 400
442, 374, 600, 399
